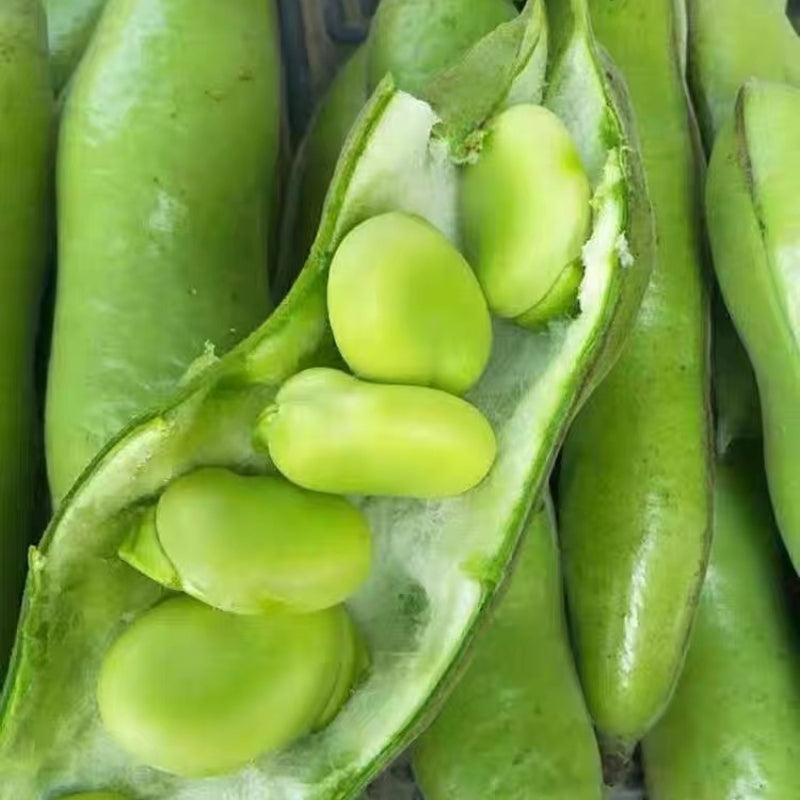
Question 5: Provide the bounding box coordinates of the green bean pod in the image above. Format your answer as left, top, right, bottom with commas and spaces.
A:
273, 47, 369, 302
643, 443, 800, 799
45, 0, 280, 504
558, 0, 712, 761
0, 0, 52, 678
413, 499, 603, 800
705, 80, 800, 570
687, 0, 800, 456
0, 4, 653, 797
686, 0, 800, 149
45, 0, 108, 93
59, 794, 129, 800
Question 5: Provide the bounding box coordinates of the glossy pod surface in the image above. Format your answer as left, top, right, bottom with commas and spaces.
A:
0, 0, 52, 677
46, 0, 279, 504
260, 368, 497, 498
706, 80, 800, 570
414, 500, 603, 800
558, 0, 711, 758
328, 212, 491, 395
643, 444, 800, 799
0, 4, 652, 798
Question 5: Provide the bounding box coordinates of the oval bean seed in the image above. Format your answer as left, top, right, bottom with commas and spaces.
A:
97, 597, 347, 777
328, 212, 491, 395
152, 468, 371, 614
461, 103, 591, 325
258, 368, 496, 498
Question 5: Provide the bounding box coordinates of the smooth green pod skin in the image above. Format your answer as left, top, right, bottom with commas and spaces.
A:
274, 48, 369, 302
643, 443, 800, 799
147, 468, 371, 614
706, 81, 800, 571
0, 5, 653, 797
461, 103, 591, 322
260, 368, 497, 498
686, 0, 800, 148
327, 212, 492, 395
558, 0, 712, 760
45, 0, 108, 93
413, 500, 603, 800
0, 0, 52, 678
367, 0, 518, 94
98, 596, 347, 777
45, 0, 279, 505
687, 0, 800, 455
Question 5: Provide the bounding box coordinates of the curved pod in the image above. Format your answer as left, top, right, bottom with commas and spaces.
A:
0, 0, 52, 677
686, 0, 800, 148
706, 80, 800, 570
558, 0, 712, 759
414, 499, 603, 800
46, 0, 280, 504
0, 3, 652, 798
643, 444, 800, 799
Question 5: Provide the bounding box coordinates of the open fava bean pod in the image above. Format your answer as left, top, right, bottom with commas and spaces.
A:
0, 1, 652, 797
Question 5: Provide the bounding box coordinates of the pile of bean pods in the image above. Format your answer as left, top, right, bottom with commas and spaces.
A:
0, 0, 798, 799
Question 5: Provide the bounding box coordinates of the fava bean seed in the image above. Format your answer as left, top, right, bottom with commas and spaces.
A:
328, 212, 491, 395
258, 368, 496, 498
122, 468, 372, 614
461, 103, 591, 326
97, 596, 352, 777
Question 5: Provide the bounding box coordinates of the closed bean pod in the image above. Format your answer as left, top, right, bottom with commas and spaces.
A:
259, 368, 497, 498
414, 499, 603, 800
328, 212, 491, 395
461, 103, 591, 325
706, 79, 800, 570
0, 0, 52, 678
643, 444, 800, 799
98, 597, 353, 777
45, 0, 280, 504
120, 468, 372, 614
558, 0, 712, 762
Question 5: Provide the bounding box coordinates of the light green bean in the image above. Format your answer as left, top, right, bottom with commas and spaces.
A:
258, 368, 496, 498
328, 212, 491, 394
